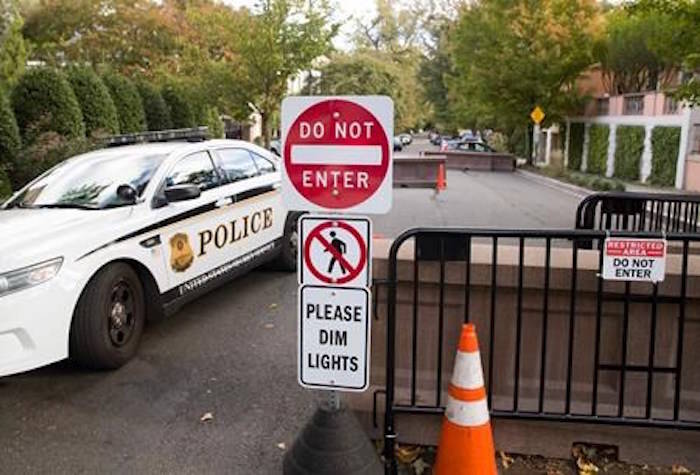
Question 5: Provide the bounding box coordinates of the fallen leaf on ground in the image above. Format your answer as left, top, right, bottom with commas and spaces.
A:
395, 444, 422, 464
269, 303, 278, 309
672, 465, 692, 474
412, 457, 429, 475
200, 412, 214, 422
576, 456, 599, 474
264, 323, 275, 329
277, 442, 286, 450
500, 451, 514, 469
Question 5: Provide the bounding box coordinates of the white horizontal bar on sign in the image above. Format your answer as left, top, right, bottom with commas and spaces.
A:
290, 145, 382, 165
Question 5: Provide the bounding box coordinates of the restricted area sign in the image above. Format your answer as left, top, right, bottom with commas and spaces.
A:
298, 285, 371, 391
299, 215, 371, 287
281, 96, 393, 214
602, 238, 667, 282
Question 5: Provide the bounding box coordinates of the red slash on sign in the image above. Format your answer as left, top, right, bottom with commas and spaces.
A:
303, 221, 367, 285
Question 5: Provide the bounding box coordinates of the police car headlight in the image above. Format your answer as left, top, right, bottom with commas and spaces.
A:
0, 258, 63, 297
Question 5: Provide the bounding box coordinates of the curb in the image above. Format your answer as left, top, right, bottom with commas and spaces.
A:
516, 169, 592, 198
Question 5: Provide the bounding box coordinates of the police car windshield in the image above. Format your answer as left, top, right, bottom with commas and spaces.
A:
8, 152, 167, 210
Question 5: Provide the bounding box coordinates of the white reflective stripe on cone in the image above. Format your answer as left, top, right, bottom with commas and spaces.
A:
445, 394, 490, 427
451, 351, 485, 390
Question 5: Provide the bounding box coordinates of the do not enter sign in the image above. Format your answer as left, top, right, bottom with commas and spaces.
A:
281, 96, 393, 214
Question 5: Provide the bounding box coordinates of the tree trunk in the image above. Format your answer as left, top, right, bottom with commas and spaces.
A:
261, 111, 271, 148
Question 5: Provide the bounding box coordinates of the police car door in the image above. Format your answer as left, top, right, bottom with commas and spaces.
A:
157, 150, 235, 295
208, 147, 284, 262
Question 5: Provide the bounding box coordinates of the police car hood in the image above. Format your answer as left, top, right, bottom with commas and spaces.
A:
0, 208, 132, 272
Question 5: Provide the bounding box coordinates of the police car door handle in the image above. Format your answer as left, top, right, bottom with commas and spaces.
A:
215, 197, 233, 208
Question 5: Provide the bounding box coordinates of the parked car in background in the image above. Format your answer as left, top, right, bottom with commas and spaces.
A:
393, 136, 403, 152
398, 133, 412, 146
445, 138, 496, 153
269, 139, 281, 156
429, 131, 441, 145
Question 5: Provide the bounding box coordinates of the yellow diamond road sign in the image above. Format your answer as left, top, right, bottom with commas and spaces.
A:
530, 106, 545, 125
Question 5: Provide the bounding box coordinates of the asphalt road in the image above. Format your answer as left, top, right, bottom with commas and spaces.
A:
0, 139, 587, 474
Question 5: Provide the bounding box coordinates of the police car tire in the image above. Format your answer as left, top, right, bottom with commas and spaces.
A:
273, 216, 298, 272
69, 263, 146, 370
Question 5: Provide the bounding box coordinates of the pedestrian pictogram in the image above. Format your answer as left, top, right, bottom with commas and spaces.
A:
299, 215, 372, 287
281, 96, 394, 214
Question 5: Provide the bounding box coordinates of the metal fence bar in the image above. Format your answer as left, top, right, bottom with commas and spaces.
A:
538, 238, 551, 414
674, 240, 689, 420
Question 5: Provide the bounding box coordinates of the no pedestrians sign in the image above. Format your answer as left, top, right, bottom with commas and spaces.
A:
298, 215, 371, 287
281, 96, 393, 214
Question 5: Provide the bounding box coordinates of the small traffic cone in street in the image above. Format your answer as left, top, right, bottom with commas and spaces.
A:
436, 163, 447, 192
433, 323, 497, 475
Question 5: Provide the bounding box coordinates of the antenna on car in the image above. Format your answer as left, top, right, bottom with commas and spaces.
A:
104, 127, 209, 147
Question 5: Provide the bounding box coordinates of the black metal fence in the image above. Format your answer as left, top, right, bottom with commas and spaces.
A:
379, 228, 700, 474
576, 192, 700, 234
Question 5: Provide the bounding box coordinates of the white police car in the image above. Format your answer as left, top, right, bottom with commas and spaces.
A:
0, 139, 300, 376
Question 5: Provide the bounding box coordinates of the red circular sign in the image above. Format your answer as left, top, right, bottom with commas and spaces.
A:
284, 99, 390, 209
304, 221, 367, 284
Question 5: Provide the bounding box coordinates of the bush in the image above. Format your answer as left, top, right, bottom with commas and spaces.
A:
568, 122, 584, 170
0, 93, 21, 186
12, 132, 96, 188
161, 84, 195, 129
136, 82, 172, 131
0, 168, 11, 200
11, 67, 85, 143
205, 106, 224, 138
614, 125, 644, 181
586, 124, 609, 175
649, 126, 681, 187
102, 73, 146, 134
66, 67, 119, 137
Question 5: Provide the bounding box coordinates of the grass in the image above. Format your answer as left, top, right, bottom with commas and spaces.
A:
529, 165, 626, 192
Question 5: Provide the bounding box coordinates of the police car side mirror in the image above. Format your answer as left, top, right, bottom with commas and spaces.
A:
117, 184, 138, 204
164, 184, 201, 203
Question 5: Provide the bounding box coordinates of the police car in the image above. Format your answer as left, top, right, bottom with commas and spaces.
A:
0, 139, 300, 377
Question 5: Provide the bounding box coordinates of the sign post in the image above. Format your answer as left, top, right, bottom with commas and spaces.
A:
282, 96, 392, 474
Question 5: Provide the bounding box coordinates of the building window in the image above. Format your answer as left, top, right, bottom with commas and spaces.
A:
596, 98, 609, 115
692, 124, 700, 154
623, 95, 644, 115
664, 95, 679, 114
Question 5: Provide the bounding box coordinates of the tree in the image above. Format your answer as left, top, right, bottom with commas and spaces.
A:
0, 0, 28, 92
0, 91, 21, 186
161, 82, 195, 129
21, 0, 184, 76
102, 72, 146, 133
447, 0, 601, 136
67, 67, 120, 136
233, 0, 337, 146
11, 67, 85, 143
136, 81, 172, 131
318, 51, 421, 131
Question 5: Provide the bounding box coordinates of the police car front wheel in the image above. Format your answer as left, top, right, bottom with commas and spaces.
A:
69, 263, 146, 369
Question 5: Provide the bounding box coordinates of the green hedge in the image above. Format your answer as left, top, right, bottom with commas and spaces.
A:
137, 82, 172, 131
11, 68, 85, 143
12, 133, 95, 188
0, 93, 21, 187
67, 67, 119, 137
614, 125, 644, 181
0, 168, 11, 200
649, 126, 681, 187
568, 122, 584, 170
102, 73, 146, 134
161, 84, 195, 129
205, 106, 224, 138
587, 124, 609, 175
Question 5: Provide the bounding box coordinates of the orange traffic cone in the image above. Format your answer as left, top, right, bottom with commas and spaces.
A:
436, 163, 447, 192
433, 323, 497, 475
